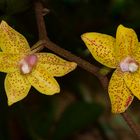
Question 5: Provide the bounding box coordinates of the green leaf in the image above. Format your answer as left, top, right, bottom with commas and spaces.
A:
53, 101, 103, 140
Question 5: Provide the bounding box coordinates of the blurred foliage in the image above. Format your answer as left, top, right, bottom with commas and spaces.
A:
0, 0, 140, 140
53, 101, 103, 140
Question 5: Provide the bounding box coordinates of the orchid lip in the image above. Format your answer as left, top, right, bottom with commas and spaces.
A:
119, 56, 139, 73
19, 54, 38, 74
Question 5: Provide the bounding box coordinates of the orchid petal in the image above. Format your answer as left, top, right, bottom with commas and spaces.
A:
36, 53, 77, 77
123, 69, 140, 99
133, 42, 140, 62
115, 25, 138, 62
27, 65, 60, 95
0, 52, 22, 73
109, 69, 133, 113
81, 32, 117, 68
5, 71, 31, 106
0, 20, 30, 53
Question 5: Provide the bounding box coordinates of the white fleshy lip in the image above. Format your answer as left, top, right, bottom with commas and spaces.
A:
19, 54, 38, 74
119, 56, 139, 72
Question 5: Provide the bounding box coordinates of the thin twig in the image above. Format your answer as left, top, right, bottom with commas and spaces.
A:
122, 112, 140, 138
34, 0, 108, 89
30, 40, 46, 53
34, 1, 140, 139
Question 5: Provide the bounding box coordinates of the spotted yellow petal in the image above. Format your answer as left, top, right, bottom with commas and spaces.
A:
27, 65, 60, 95
133, 42, 140, 62
123, 69, 140, 99
36, 53, 77, 77
109, 69, 133, 113
5, 71, 31, 106
0, 20, 30, 53
0, 52, 23, 73
115, 24, 138, 62
81, 33, 117, 68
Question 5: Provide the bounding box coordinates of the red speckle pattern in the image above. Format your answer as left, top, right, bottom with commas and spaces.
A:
125, 96, 133, 107
0, 53, 22, 73
115, 25, 138, 62
36, 53, 77, 77
81, 33, 117, 68
109, 69, 134, 113
124, 69, 140, 99
5, 71, 31, 105
0, 20, 30, 53
0, 21, 77, 105
27, 64, 60, 95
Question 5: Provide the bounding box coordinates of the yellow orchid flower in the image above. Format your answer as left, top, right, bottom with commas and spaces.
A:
81, 25, 140, 113
0, 20, 77, 106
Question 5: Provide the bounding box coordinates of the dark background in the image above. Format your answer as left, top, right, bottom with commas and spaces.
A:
0, 0, 140, 139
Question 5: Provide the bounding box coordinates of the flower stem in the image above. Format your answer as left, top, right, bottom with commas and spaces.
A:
30, 40, 46, 54
121, 112, 140, 138
34, 0, 140, 139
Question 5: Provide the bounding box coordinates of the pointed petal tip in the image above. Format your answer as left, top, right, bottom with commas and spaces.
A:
81, 32, 91, 41
0, 20, 8, 27
117, 24, 126, 31
50, 83, 60, 95
117, 24, 133, 31
81, 33, 87, 39
0, 20, 6, 24
60, 61, 77, 76
8, 101, 14, 106
118, 24, 124, 27
45, 86, 60, 95
81, 32, 95, 46
57, 87, 60, 93
70, 62, 77, 70
53, 88, 60, 95
7, 97, 19, 106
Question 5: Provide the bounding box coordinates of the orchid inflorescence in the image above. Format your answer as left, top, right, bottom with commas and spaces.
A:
0, 20, 139, 114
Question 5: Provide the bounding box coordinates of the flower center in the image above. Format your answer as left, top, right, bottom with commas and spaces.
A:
119, 56, 139, 72
19, 54, 38, 74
